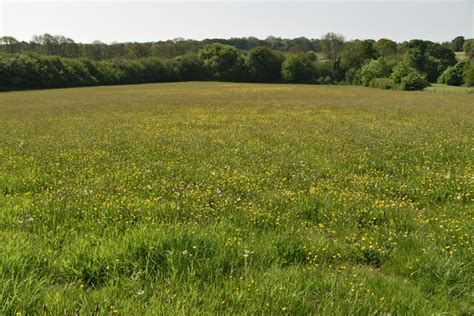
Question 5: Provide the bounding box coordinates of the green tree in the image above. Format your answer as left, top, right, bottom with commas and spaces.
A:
374, 38, 397, 57
320, 33, 345, 78
399, 72, 429, 91
127, 43, 152, 59
0, 36, 20, 53
360, 58, 390, 86
451, 36, 465, 52
246, 47, 283, 82
437, 61, 466, 86
281, 55, 315, 83
82, 41, 108, 60
174, 54, 210, 81
341, 40, 377, 68
390, 61, 428, 90
463, 60, 474, 86
426, 43, 456, 68
198, 44, 247, 81
463, 39, 474, 59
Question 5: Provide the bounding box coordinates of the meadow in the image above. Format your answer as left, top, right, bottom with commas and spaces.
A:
0, 82, 473, 314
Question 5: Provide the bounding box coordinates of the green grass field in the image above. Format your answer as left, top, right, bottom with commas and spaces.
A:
455, 51, 468, 62
424, 83, 474, 94
1, 82, 473, 314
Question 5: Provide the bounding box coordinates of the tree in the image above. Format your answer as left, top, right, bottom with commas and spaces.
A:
127, 43, 152, 59
402, 47, 448, 82
463, 60, 474, 86
341, 40, 377, 70
246, 47, 283, 82
399, 72, 429, 91
463, 39, 474, 59
198, 43, 247, 81
438, 62, 466, 86
360, 58, 390, 86
82, 41, 108, 60
281, 55, 315, 83
426, 43, 456, 68
390, 61, 415, 85
320, 33, 345, 68
174, 54, 210, 81
451, 36, 465, 52
390, 61, 428, 90
374, 38, 397, 57
0, 36, 20, 53
288, 37, 313, 53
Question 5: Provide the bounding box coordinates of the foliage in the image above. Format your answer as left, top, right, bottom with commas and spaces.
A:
463, 39, 474, 59
173, 54, 210, 81
437, 62, 466, 86
389, 62, 414, 86
390, 62, 428, 91
0, 33, 464, 91
451, 36, 465, 52
320, 33, 345, 67
399, 72, 429, 91
0, 53, 181, 91
198, 44, 248, 82
246, 47, 283, 83
281, 54, 315, 83
463, 59, 474, 86
341, 40, 378, 71
374, 38, 397, 57
360, 58, 390, 86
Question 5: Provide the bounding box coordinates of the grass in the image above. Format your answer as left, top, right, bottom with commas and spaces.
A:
455, 51, 468, 62
424, 83, 474, 94
0, 82, 473, 314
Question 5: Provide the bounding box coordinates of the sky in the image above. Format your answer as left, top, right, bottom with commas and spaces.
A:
0, 0, 473, 43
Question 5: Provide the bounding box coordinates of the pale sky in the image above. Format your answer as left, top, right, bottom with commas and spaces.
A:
1, 0, 473, 43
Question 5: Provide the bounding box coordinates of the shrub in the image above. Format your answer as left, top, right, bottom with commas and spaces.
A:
463, 39, 474, 59
463, 60, 474, 86
438, 62, 466, 86
174, 54, 210, 81
360, 58, 390, 86
369, 77, 392, 89
390, 62, 413, 85
246, 47, 283, 83
281, 55, 315, 83
399, 72, 429, 91
198, 43, 248, 82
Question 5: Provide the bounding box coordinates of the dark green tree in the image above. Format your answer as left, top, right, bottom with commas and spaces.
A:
281, 55, 315, 83
198, 44, 248, 81
451, 36, 465, 52
246, 47, 283, 82
464, 39, 474, 59
374, 38, 397, 57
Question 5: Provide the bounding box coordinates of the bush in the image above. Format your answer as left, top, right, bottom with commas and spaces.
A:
369, 77, 392, 89
281, 54, 315, 83
246, 47, 283, 83
438, 62, 466, 86
174, 54, 210, 81
399, 72, 429, 91
463, 60, 474, 86
360, 58, 390, 86
198, 44, 248, 82
314, 62, 333, 82
390, 62, 413, 85
463, 39, 474, 59
390, 62, 429, 91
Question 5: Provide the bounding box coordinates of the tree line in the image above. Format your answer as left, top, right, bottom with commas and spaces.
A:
1, 33, 473, 91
